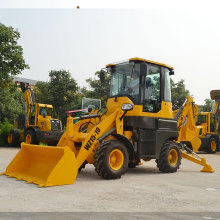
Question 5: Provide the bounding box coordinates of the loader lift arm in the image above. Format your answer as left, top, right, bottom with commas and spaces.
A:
2, 109, 124, 187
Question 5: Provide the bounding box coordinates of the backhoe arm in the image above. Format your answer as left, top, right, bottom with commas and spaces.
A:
173, 97, 214, 172
175, 96, 201, 152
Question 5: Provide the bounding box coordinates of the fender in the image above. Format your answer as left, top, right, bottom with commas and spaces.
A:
112, 134, 136, 161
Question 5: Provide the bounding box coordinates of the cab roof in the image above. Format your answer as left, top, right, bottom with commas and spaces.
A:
210, 90, 220, 101
37, 103, 53, 108
106, 57, 174, 70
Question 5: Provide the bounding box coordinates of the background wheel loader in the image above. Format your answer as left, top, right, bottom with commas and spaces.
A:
2, 58, 214, 187
7, 81, 63, 147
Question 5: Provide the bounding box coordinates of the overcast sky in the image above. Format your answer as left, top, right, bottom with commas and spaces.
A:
0, 0, 220, 104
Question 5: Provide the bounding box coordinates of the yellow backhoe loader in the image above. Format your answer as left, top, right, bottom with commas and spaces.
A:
175, 92, 220, 154
195, 90, 220, 153
7, 82, 63, 147
2, 58, 214, 187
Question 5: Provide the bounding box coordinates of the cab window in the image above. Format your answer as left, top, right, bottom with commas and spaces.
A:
29, 105, 36, 125
39, 107, 52, 116
164, 68, 172, 102
143, 64, 161, 113
196, 115, 206, 125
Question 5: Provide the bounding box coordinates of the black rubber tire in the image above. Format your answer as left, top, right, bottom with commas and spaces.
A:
24, 129, 39, 145
156, 141, 181, 173
94, 140, 129, 179
78, 161, 88, 172
7, 129, 20, 147
205, 138, 217, 154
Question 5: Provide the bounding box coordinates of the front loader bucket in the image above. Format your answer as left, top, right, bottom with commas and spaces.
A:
2, 142, 78, 187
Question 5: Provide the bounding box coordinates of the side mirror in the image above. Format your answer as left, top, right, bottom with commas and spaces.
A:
169, 70, 175, 75
121, 103, 133, 111
99, 70, 105, 83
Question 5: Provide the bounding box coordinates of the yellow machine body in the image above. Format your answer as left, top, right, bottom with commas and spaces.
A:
3, 58, 214, 187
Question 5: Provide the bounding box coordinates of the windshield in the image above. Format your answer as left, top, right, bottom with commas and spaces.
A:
39, 107, 52, 116
109, 61, 140, 104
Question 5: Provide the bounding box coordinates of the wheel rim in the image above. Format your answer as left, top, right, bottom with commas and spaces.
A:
211, 141, 216, 152
168, 149, 178, 166
109, 149, 124, 170
26, 134, 32, 144
8, 134, 13, 144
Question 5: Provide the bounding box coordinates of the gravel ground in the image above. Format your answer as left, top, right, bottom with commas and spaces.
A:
0, 147, 220, 218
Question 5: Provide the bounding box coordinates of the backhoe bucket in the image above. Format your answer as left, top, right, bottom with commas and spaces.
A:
2, 142, 78, 187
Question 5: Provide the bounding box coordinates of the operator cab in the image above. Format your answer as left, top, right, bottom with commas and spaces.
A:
107, 57, 174, 113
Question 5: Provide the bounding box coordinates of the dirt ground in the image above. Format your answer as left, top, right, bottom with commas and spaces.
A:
0, 147, 220, 218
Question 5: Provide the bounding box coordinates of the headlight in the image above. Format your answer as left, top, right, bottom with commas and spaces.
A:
121, 103, 133, 111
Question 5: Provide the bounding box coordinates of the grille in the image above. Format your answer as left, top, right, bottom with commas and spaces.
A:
51, 120, 61, 131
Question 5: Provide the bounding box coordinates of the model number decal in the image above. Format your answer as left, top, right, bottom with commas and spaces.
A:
84, 127, 100, 151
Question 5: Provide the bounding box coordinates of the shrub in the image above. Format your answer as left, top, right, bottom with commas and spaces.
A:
0, 118, 13, 146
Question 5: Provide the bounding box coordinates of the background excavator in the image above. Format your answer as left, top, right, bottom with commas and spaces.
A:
2, 58, 214, 187
7, 82, 63, 147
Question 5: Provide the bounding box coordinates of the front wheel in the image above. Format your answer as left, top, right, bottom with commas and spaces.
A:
94, 140, 129, 179
24, 129, 38, 145
156, 141, 181, 173
205, 138, 217, 154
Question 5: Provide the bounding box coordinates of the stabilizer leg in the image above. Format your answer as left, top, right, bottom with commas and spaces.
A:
180, 145, 214, 173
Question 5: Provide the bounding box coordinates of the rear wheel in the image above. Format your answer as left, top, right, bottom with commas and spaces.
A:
94, 140, 129, 179
7, 129, 20, 147
156, 141, 181, 173
24, 129, 38, 145
205, 138, 217, 154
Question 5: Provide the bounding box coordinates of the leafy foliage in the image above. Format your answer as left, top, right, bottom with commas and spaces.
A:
0, 118, 13, 146
0, 23, 29, 87
84, 71, 110, 107
202, 98, 214, 112
34, 81, 50, 104
171, 79, 190, 110
35, 70, 81, 124
0, 82, 25, 127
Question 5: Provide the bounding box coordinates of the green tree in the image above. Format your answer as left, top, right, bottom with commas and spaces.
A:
0, 82, 25, 127
35, 70, 81, 124
171, 79, 190, 110
34, 81, 50, 104
202, 98, 214, 112
0, 118, 13, 146
85, 71, 110, 107
0, 23, 29, 87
